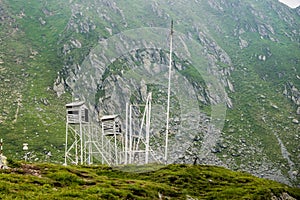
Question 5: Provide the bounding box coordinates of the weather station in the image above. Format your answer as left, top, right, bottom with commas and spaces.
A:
64, 21, 174, 167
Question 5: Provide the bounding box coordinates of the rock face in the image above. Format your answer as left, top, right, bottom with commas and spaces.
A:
53, 76, 65, 98
239, 37, 249, 49
70, 47, 230, 164
284, 82, 300, 114
272, 192, 297, 200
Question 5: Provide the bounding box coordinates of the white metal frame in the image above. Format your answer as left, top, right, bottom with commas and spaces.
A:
64, 21, 174, 166
100, 115, 124, 165
124, 93, 161, 165
64, 102, 89, 165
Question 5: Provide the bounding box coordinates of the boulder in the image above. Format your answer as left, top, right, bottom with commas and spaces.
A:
53, 76, 65, 97
297, 107, 300, 115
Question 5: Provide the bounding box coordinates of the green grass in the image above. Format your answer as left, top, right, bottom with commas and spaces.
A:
0, 162, 299, 199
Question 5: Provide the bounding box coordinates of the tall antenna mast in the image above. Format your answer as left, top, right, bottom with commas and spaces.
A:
165, 20, 173, 164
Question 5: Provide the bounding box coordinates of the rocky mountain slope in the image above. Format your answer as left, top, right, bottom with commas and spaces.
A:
0, 0, 299, 187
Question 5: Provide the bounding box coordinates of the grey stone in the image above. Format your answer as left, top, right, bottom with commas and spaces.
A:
297, 107, 300, 115
53, 76, 65, 98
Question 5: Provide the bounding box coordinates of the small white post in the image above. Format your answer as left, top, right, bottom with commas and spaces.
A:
23, 143, 29, 162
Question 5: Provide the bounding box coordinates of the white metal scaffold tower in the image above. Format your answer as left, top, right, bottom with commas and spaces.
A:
100, 114, 124, 165
64, 93, 160, 166
64, 101, 89, 165
64, 21, 174, 166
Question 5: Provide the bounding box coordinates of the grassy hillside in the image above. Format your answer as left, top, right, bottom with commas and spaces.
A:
0, 0, 71, 161
0, 162, 299, 199
0, 0, 299, 187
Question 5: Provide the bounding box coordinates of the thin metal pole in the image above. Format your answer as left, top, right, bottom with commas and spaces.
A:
101, 122, 104, 164
165, 20, 173, 164
108, 137, 111, 164
129, 105, 133, 164
114, 120, 118, 165
145, 93, 152, 164
75, 128, 78, 165
88, 123, 93, 165
82, 125, 85, 165
88, 123, 92, 165
80, 120, 83, 165
125, 103, 128, 164
64, 123, 68, 165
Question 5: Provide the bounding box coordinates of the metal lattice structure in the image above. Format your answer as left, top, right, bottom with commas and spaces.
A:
64, 93, 162, 166
64, 21, 174, 166
100, 115, 124, 165
64, 101, 89, 165
124, 93, 161, 165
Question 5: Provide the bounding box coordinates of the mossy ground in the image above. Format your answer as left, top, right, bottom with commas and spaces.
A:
0, 162, 299, 199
